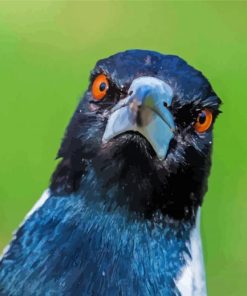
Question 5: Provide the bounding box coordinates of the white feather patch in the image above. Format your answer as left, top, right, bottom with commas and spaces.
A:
0, 189, 50, 261
175, 208, 207, 296
24, 189, 50, 221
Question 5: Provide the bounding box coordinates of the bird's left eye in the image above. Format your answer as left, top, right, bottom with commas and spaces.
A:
92, 74, 109, 101
194, 109, 213, 133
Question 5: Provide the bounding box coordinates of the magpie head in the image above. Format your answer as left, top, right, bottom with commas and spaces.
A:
51, 50, 221, 221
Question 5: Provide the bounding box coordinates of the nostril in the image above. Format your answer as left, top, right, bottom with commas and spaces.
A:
128, 90, 133, 96
163, 101, 168, 108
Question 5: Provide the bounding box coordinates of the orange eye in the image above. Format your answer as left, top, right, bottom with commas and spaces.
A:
92, 74, 109, 101
194, 109, 213, 133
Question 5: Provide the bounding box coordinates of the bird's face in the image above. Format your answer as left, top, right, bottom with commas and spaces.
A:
52, 50, 221, 220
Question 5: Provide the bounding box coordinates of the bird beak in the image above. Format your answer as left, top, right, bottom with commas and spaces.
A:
102, 76, 175, 160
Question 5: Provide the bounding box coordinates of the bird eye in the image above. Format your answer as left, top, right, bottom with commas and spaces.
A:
92, 74, 109, 101
194, 109, 213, 133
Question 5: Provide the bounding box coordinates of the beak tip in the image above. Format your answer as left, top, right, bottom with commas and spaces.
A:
102, 135, 108, 144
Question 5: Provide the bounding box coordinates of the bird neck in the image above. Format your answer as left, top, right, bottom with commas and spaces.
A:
76, 163, 200, 234
49, 146, 207, 294
82, 160, 200, 222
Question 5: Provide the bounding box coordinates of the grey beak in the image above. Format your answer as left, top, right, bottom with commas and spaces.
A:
102, 77, 175, 160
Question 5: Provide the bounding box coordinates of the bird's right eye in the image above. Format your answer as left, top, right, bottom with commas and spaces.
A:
92, 74, 109, 101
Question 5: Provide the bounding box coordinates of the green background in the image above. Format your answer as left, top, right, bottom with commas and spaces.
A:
0, 1, 246, 295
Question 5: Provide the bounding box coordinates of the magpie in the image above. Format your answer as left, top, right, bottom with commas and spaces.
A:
0, 50, 221, 296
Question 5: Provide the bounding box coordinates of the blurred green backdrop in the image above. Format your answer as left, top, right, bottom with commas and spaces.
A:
0, 1, 246, 295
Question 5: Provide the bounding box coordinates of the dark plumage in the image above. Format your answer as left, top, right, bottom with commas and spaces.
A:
0, 50, 221, 296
